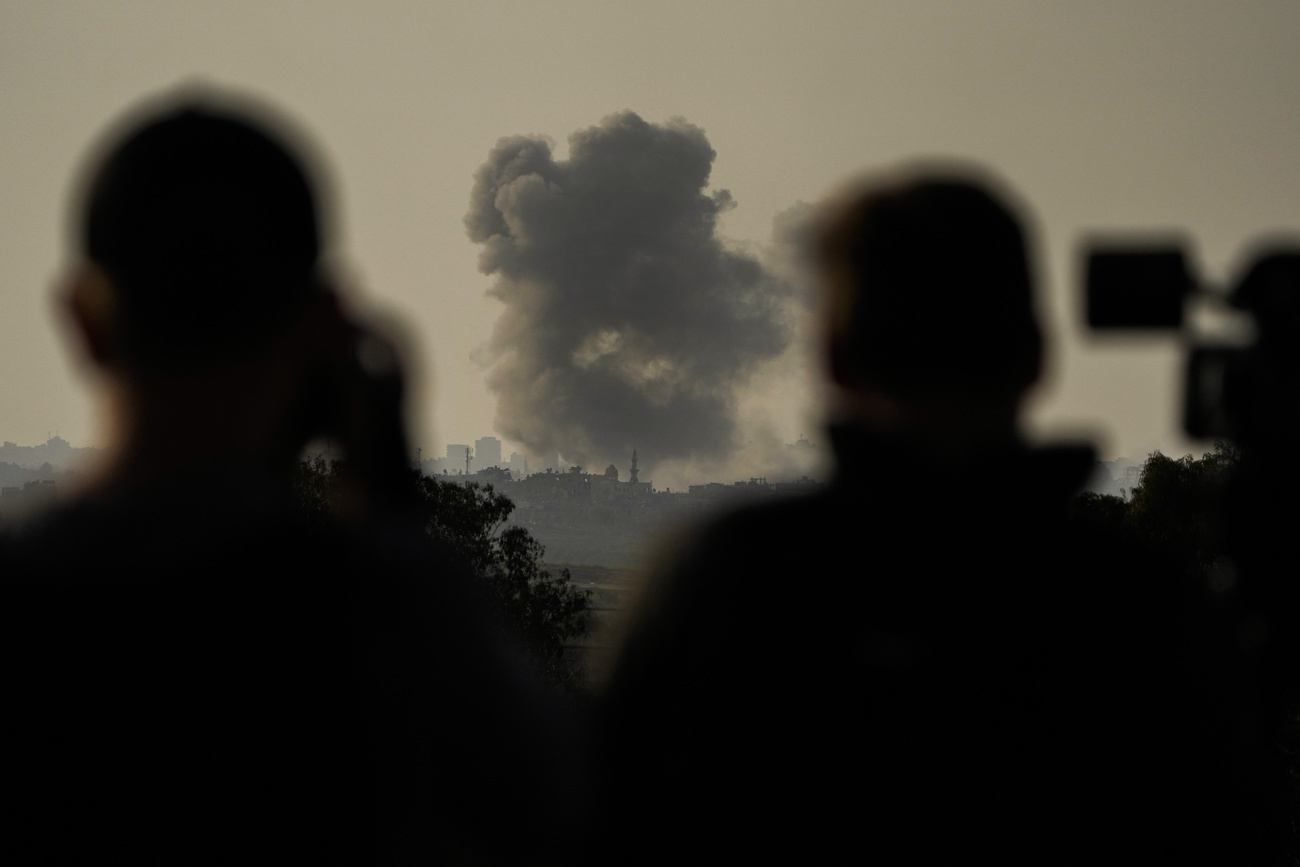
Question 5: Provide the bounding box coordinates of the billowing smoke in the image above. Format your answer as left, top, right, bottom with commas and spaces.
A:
467, 112, 795, 479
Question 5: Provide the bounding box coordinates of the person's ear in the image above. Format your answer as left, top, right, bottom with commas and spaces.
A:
62, 263, 120, 369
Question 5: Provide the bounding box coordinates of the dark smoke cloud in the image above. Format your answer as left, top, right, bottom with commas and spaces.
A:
466, 112, 794, 476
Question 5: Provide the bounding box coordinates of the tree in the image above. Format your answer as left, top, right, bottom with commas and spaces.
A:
411, 472, 592, 688
1126, 443, 1235, 580
1070, 439, 1240, 584
294, 457, 592, 689
1070, 490, 1130, 541
292, 454, 335, 531
1070, 442, 1300, 855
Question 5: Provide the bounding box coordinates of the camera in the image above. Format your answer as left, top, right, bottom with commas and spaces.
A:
1083, 241, 1300, 447
289, 298, 415, 508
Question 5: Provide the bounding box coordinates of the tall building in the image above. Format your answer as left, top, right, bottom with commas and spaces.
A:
446, 444, 472, 474
475, 436, 502, 468
508, 451, 528, 478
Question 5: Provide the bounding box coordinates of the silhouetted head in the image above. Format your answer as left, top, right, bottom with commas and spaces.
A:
817, 169, 1042, 409
78, 97, 323, 369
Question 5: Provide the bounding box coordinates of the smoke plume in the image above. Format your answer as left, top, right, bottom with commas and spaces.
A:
467, 112, 795, 478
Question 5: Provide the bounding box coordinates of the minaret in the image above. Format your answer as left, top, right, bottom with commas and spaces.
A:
629, 449, 639, 484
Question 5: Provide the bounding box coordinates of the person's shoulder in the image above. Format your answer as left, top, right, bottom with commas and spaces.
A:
613, 488, 839, 656
3, 461, 348, 589
3, 494, 122, 583
651, 488, 836, 581
700, 488, 833, 541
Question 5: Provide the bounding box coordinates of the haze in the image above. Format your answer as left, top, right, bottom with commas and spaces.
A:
3, 2, 1298, 483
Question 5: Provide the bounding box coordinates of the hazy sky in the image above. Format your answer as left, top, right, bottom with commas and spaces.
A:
3, 2, 1298, 477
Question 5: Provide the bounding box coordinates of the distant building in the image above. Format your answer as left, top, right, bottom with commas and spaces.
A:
508, 451, 528, 478
590, 452, 651, 503
772, 476, 823, 496
788, 436, 815, 456
0, 435, 98, 471
446, 444, 472, 474
443, 465, 512, 487
0, 478, 56, 524
475, 436, 502, 468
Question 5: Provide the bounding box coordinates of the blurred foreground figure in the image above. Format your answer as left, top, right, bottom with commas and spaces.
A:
600, 169, 1250, 863
1, 93, 574, 863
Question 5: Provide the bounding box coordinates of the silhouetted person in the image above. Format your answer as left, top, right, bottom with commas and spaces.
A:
1217, 251, 1300, 863
598, 168, 1246, 863
0, 92, 578, 863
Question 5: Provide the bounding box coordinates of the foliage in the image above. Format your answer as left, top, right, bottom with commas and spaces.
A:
1069, 490, 1130, 539
1071, 439, 1240, 583
1073, 441, 1300, 854
292, 454, 335, 531
294, 457, 591, 689
411, 474, 592, 688
410, 471, 514, 574
1125, 440, 1238, 579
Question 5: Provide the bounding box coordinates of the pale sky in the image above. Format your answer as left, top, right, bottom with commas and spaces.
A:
3, 1, 1298, 471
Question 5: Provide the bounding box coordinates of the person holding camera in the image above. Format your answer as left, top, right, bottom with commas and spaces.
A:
1, 92, 578, 863
598, 168, 1245, 864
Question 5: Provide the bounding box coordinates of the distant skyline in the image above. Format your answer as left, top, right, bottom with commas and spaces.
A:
3, 3, 1298, 487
